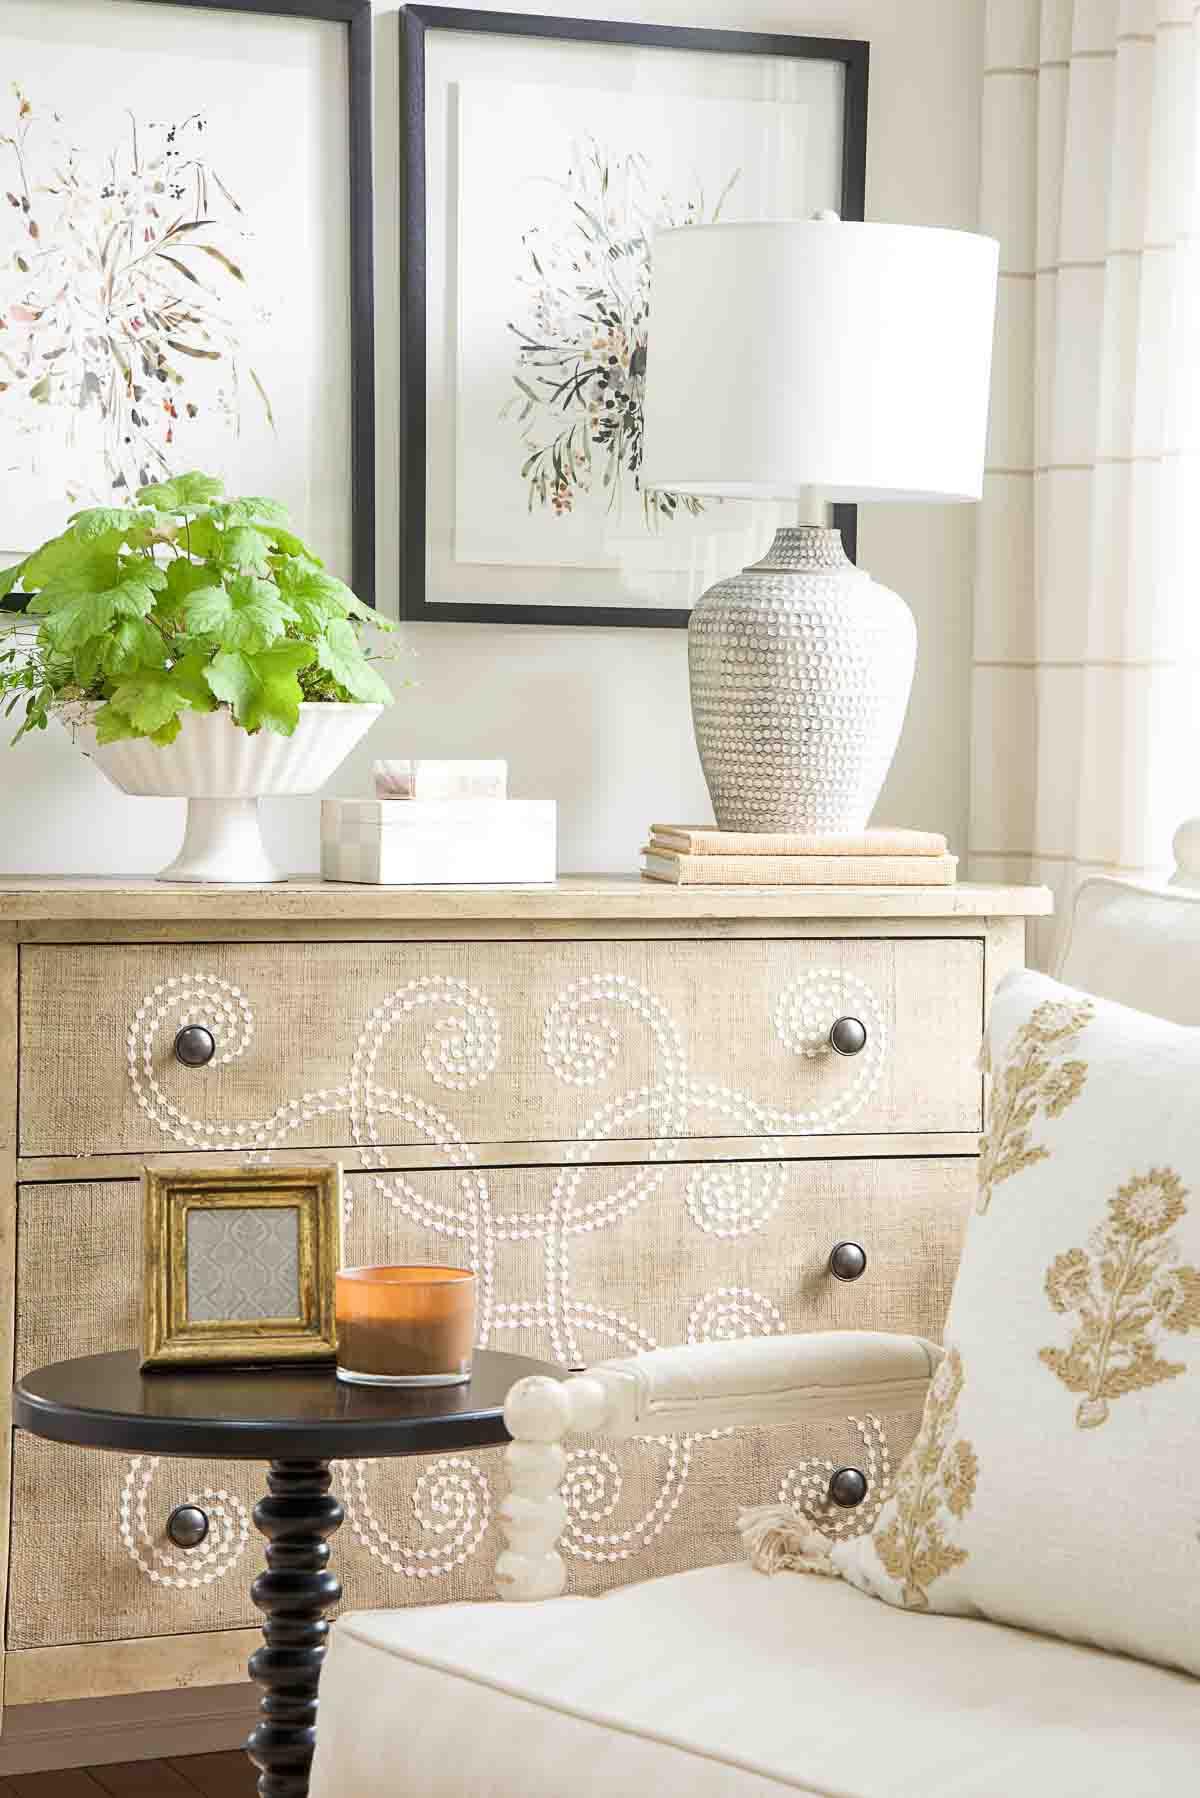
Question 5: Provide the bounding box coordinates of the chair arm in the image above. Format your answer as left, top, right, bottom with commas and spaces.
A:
495, 1330, 940, 1601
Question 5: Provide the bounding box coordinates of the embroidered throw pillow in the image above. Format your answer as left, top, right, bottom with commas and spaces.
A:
830, 970, 1200, 1676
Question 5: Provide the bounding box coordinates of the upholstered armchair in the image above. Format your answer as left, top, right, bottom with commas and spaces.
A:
310, 869, 1200, 1798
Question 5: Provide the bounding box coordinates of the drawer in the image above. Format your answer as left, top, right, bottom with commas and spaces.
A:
9, 1161, 970, 1648
18, 937, 983, 1157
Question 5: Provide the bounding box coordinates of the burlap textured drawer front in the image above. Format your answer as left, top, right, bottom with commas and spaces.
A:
18, 937, 982, 1157
9, 1160, 969, 1648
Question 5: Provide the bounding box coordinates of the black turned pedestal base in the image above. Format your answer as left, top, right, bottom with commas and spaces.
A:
13, 1350, 554, 1795
247, 1460, 344, 1798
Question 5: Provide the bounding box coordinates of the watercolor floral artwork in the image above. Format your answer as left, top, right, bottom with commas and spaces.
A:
452, 80, 821, 590
501, 138, 738, 528
1, 0, 357, 575
0, 84, 270, 515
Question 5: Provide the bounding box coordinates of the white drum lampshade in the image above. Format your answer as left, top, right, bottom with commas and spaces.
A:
642, 217, 998, 834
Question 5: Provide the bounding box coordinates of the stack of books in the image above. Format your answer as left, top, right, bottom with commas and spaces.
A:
641, 825, 956, 886
321, 759, 557, 885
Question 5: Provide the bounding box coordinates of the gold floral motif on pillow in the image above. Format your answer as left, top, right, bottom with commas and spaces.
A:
976, 998, 1091, 1214
1040, 1168, 1200, 1429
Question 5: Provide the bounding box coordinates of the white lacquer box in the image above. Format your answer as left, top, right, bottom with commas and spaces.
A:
321, 799, 557, 884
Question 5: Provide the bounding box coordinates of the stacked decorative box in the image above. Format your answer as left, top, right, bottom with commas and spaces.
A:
322, 760, 556, 885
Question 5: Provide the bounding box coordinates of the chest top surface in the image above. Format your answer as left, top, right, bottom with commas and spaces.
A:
0, 874, 1053, 924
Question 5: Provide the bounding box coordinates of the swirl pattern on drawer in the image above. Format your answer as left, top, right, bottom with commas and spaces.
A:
112, 968, 893, 1596
561, 1435, 692, 1565
123, 968, 889, 1368
777, 1414, 893, 1540
341, 1455, 491, 1580
123, 967, 886, 1157
21, 935, 985, 1160
119, 1456, 250, 1590
685, 1162, 786, 1237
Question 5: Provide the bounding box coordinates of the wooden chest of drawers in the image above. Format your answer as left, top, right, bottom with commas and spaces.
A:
0, 875, 1049, 1716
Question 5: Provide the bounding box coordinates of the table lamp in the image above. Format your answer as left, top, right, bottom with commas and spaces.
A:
641, 216, 998, 833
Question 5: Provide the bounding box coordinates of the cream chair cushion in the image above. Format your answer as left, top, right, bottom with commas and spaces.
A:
309, 1560, 1199, 1798
834, 970, 1200, 1676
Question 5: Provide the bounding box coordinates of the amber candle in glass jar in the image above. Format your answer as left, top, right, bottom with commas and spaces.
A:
335, 1266, 476, 1387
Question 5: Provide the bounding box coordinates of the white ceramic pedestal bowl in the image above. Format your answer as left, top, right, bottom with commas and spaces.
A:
71, 703, 384, 883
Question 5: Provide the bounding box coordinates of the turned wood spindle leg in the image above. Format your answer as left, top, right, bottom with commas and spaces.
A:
496, 1375, 608, 1601
246, 1458, 344, 1798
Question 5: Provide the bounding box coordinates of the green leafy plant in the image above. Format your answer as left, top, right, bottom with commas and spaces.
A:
0, 472, 394, 745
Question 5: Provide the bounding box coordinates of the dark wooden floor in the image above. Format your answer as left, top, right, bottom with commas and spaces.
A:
0, 1753, 258, 1795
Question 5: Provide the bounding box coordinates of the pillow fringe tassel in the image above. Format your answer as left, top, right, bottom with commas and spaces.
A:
737, 1504, 842, 1578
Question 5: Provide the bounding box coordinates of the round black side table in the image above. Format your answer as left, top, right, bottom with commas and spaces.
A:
14, 1348, 558, 1798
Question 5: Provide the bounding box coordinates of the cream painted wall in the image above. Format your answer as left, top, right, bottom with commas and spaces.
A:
0, 0, 984, 876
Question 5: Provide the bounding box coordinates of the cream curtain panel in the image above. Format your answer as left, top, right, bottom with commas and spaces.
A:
970, 0, 1200, 963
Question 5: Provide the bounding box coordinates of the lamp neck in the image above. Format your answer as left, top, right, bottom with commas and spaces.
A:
748, 525, 852, 574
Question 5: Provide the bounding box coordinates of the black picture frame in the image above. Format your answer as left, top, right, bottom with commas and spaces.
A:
401, 5, 868, 629
127, 0, 377, 605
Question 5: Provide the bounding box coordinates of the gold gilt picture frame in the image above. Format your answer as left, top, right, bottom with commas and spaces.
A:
142, 1165, 343, 1370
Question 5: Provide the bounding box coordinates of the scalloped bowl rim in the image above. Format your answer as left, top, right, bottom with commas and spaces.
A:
64, 700, 385, 798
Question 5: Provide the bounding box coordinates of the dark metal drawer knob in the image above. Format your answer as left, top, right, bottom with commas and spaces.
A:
828, 1241, 868, 1282
829, 1015, 867, 1057
166, 1503, 210, 1549
828, 1467, 869, 1509
174, 1025, 216, 1068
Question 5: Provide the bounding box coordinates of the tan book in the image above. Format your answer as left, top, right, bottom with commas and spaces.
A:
641, 849, 958, 886
649, 825, 948, 857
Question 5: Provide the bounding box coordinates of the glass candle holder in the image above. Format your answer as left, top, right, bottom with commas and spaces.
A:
335, 1265, 476, 1388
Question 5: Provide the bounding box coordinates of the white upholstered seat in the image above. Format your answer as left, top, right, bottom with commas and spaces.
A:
312, 1561, 1198, 1798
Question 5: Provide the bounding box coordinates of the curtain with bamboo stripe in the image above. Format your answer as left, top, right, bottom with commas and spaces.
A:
970, 0, 1200, 965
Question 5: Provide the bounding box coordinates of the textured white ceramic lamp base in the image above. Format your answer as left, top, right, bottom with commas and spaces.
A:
688, 525, 916, 833
69, 703, 384, 883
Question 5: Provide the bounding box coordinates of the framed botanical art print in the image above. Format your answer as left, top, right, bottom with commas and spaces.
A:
0, 0, 376, 602
401, 7, 868, 627
141, 1164, 343, 1368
